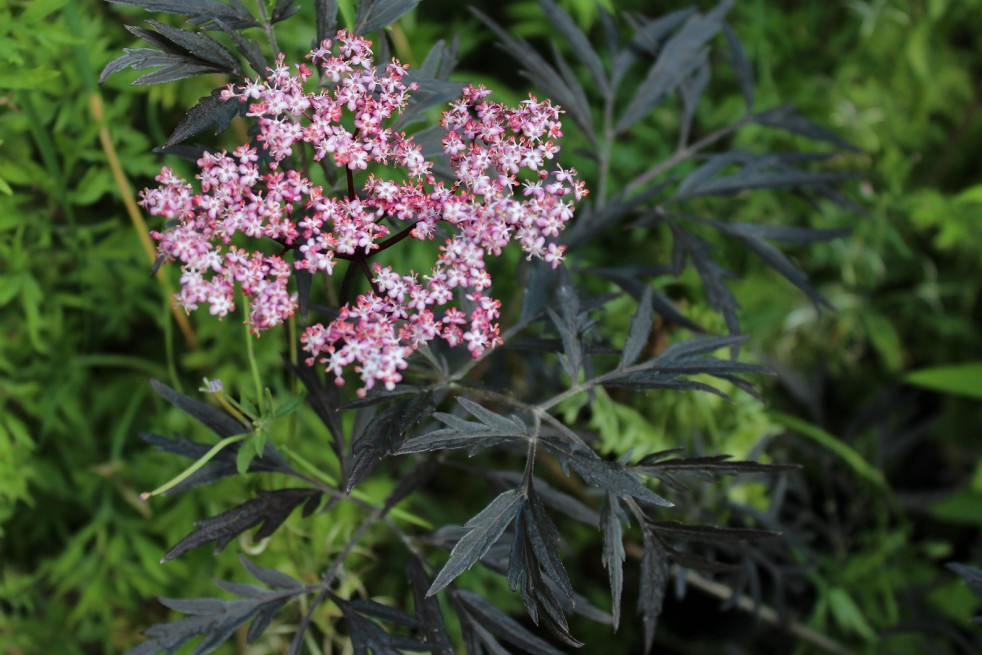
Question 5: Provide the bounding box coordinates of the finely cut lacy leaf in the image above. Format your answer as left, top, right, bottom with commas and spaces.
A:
315, 0, 339, 44
672, 225, 741, 337
428, 488, 525, 596
600, 493, 627, 629
394, 39, 464, 130
503, 485, 581, 646
678, 60, 710, 145
290, 360, 345, 462
124, 556, 304, 655
395, 397, 527, 456
649, 520, 780, 543
164, 88, 242, 147
453, 590, 568, 655
543, 438, 673, 508
723, 23, 754, 112
489, 470, 599, 526
472, 7, 595, 142
344, 392, 434, 494
706, 217, 838, 309
139, 20, 239, 69
407, 557, 455, 655
353, 0, 421, 35
604, 333, 768, 397
619, 285, 653, 368
163, 488, 322, 561
538, 0, 607, 93
638, 529, 669, 654
148, 379, 248, 437
754, 105, 861, 152
332, 594, 430, 655
616, 0, 734, 134
271, 0, 300, 23
107, 0, 260, 30
587, 266, 703, 332
100, 20, 242, 86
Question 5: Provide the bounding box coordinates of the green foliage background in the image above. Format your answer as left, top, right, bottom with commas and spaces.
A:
0, 0, 979, 653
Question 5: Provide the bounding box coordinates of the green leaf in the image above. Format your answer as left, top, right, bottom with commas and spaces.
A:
236, 440, 255, 475
22, 0, 69, 23
955, 184, 982, 205
769, 411, 888, 490
271, 391, 306, 419
860, 311, 903, 373
1, 68, 60, 90
930, 490, 982, 526
906, 363, 982, 399
827, 587, 876, 640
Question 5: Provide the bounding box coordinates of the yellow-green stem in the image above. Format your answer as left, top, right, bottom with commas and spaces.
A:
140, 434, 247, 499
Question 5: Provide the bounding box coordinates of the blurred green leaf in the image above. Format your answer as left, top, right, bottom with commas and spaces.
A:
770, 411, 888, 490
906, 363, 982, 399
828, 587, 877, 640
0, 68, 60, 90
930, 491, 982, 526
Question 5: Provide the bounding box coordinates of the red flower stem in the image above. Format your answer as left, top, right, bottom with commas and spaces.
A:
374, 221, 418, 253
357, 257, 382, 296
338, 259, 359, 306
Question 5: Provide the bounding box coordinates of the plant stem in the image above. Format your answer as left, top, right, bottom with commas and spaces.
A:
140, 434, 247, 499
256, 0, 280, 55
596, 91, 615, 209
622, 118, 747, 198
243, 296, 265, 412
680, 569, 854, 655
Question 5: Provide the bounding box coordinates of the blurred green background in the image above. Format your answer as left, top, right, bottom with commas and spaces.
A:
0, 0, 979, 653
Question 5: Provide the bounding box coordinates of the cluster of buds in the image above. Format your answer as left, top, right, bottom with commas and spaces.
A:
141, 30, 586, 394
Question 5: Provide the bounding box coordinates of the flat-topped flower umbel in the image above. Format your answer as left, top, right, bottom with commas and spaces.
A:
141, 30, 586, 395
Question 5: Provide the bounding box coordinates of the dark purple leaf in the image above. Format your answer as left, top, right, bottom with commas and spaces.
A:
620, 285, 653, 368
354, 0, 421, 35
453, 590, 568, 655
149, 379, 248, 437
600, 493, 627, 628
164, 88, 242, 147
407, 557, 455, 655
428, 488, 524, 596
163, 488, 321, 561
315, 0, 339, 45
638, 530, 669, 654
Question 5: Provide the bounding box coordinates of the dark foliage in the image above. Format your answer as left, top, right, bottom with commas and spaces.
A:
100, 0, 862, 653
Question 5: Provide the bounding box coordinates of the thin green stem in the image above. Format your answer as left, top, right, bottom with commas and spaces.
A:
278, 444, 432, 529
140, 434, 247, 499
243, 296, 265, 413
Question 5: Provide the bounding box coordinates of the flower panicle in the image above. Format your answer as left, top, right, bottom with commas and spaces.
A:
141, 30, 587, 395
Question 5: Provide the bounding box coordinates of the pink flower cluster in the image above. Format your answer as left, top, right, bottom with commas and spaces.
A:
141, 30, 586, 394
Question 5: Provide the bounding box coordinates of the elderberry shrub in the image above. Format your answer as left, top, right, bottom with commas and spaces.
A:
103, 0, 855, 652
